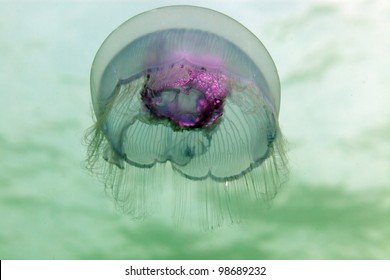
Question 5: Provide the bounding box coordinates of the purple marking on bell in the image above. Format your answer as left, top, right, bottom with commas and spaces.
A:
141, 61, 229, 128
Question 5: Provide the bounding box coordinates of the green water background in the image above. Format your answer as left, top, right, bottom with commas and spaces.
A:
1, 0, 389, 259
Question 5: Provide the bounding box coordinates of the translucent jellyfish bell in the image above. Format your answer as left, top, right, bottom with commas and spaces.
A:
87, 6, 287, 228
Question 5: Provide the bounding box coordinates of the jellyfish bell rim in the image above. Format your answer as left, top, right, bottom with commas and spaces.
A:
90, 5, 281, 116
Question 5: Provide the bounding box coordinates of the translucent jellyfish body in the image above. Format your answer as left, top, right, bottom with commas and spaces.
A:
87, 6, 287, 228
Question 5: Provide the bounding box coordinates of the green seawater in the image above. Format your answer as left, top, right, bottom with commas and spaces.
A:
1, 0, 389, 259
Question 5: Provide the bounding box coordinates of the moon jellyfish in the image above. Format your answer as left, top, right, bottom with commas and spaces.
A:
87, 6, 287, 228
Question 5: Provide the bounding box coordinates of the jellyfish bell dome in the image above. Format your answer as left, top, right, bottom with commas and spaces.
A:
87, 5, 287, 228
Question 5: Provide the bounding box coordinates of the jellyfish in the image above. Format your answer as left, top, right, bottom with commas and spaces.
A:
87, 6, 287, 228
